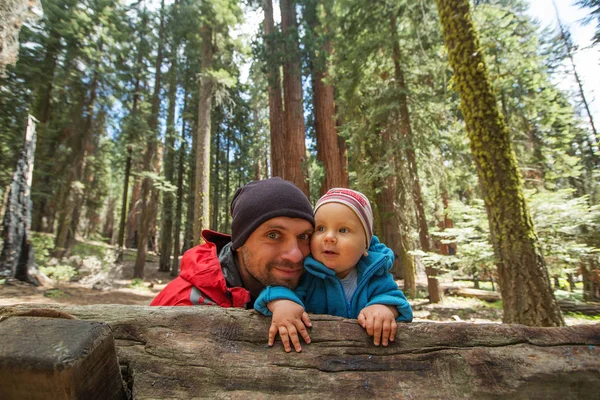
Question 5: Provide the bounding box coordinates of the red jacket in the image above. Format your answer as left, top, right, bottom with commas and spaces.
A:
150, 230, 251, 307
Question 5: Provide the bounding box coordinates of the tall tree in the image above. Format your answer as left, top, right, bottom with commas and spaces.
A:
576, 0, 600, 44
305, 0, 347, 194
134, 0, 167, 279
117, 6, 152, 255
53, 37, 103, 257
552, 1, 598, 165
263, 0, 286, 178
436, 0, 564, 326
390, 8, 439, 303
0, 115, 39, 284
193, 22, 214, 244
171, 89, 188, 276
159, 2, 182, 272
280, 0, 309, 196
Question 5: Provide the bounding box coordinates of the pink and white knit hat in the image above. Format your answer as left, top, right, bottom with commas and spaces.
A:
314, 188, 374, 247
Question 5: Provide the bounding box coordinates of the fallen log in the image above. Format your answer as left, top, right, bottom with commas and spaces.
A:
557, 300, 600, 316
445, 288, 600, 316
1, 304, 599, 399
445, 287, 502, 302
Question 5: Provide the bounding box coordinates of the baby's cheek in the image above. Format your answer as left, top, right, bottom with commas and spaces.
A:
309, 236, 319, 254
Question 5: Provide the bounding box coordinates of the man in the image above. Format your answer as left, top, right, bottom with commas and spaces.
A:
150, 177, 314, 308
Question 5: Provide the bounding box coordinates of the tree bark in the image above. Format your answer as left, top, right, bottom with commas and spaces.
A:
211, 123, 220, 231
53, 56, 101, 258
125, 179, 141, 248
158, 43, 179, 272
436, 0, 564, 326
122, 24, 147, 251
1, 304, 598, 399
182, 132, 196, 252
390, 11, 439, 303
224, 130, 231, 232
0, 0, 40, 74
134, 0, 166, 279
0, 116, 39, 284
193, 24, 214, 244
171, 89, 189, 277
306, 3, 346, 195
117, 146, 132, 254
171, 142, 185, 277
280, 0, 309, 196
263, 0, 286, 179
31, 31, 60, 233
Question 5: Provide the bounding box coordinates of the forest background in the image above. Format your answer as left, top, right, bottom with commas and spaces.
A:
0, 0, 599, 327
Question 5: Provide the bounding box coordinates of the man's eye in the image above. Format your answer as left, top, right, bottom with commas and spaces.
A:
339, 228, 348, 233
298, 233, 310, 240
267, 232, 280, 239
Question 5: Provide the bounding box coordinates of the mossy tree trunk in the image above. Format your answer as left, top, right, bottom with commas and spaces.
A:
435, 0, 563, 326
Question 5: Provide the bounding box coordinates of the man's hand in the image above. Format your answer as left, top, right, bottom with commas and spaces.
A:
357, 304, 398, 346
267, 299, 312, 353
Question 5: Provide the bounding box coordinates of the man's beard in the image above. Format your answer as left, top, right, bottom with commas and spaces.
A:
240, 248, 303, 289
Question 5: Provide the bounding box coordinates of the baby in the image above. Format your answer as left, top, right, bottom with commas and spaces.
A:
255, 188, 412, 352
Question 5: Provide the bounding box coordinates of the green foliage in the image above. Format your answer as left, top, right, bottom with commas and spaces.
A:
473, 1, 590, 191
31, 234, 78, 282
39, 264, 78, 282
44, 288, 67, 298
70, 241, 108, 260
430, 190, 599, 282
553, 289, 585, 302
134, 171, 178, 194
564, 312, 600, 321
528, 189, 600, 277
576, 0, 600, 44
30, 232, 54, 266
128, 277, 147, 289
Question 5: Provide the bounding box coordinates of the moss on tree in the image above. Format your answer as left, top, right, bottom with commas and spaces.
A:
435, 0, 563, 326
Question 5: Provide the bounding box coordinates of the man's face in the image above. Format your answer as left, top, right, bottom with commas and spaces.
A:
238, 217, 313, 289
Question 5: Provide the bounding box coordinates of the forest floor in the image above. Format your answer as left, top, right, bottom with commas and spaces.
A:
0, 236, 598, 326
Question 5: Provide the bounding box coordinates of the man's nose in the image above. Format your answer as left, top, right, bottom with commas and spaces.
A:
281, 240, 305, 264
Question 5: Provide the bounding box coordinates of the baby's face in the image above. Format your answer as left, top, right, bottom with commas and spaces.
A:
310, 202, 367, 279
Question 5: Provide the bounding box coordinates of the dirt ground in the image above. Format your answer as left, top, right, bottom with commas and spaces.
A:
0, 249, 170, 307
0, 248, 597, 326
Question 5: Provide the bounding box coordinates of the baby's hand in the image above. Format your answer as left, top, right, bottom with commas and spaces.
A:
267, 299, 312, 353
357, 304, 398, 346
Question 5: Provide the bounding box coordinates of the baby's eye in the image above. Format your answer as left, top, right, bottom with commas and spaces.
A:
316, 226, 325, 232
339, 227, 348, 233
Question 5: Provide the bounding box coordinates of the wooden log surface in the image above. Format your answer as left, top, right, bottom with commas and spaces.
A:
0, 317, 127, 400
1, 304, 599, 399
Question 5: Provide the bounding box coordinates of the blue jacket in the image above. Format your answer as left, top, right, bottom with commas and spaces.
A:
255, 236, 413, 322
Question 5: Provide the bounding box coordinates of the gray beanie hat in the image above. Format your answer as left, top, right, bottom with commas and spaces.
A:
230, 177, 314, 250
